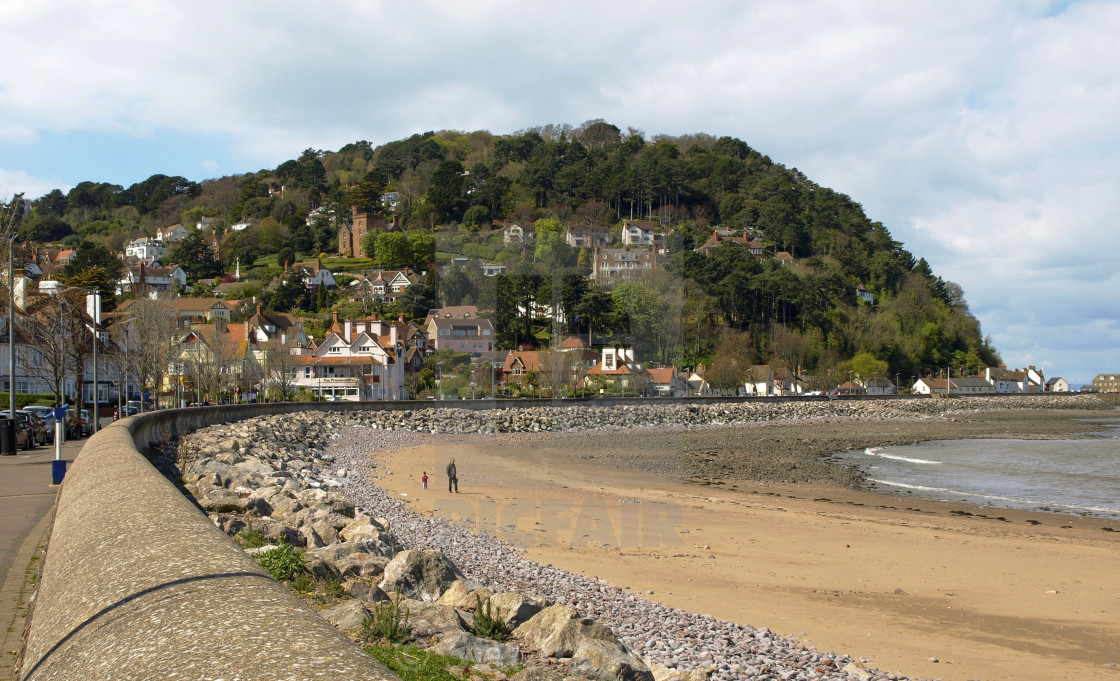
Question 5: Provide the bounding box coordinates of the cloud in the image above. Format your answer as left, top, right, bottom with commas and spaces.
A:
0, 168, 68, 201
2, 0, 1119, 380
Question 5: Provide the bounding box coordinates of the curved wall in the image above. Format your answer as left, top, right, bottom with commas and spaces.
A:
20, 404, 399, 681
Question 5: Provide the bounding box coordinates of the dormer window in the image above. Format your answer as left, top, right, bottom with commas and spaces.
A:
329, 346, 341, 354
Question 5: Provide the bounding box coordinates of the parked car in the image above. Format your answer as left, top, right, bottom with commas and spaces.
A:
78, 409, 93, 437
1, 410, 46, 449
24, 406, 58, 442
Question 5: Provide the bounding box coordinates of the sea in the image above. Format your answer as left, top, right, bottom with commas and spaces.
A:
832, 416, 1120, 519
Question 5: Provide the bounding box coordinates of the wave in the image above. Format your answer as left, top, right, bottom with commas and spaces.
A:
863, 447, 942, 465
868, 479, 1120, 515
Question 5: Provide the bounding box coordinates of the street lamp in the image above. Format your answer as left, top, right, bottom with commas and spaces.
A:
437, 361, 444, 400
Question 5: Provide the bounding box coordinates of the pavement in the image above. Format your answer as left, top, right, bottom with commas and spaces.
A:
0, 435, 87, 680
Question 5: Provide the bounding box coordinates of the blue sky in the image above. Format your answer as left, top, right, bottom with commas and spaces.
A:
2, 0, 1118, 384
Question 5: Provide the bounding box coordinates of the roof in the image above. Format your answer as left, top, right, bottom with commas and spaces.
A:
428, 316, 494, 332
559, 336, 589, 349
585, 360, 637, 376
646, 368, 680, 384
118, 298, 231, 315
504, 351, 544, 372
426, 305, 480, 321
950, 377, 993, 389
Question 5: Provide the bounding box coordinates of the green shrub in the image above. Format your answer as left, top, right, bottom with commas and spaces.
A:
236, 523, 268, 549
323, 578, 347, 600
469, 595, 511, 641
366, 644, 523, 681
289, 571, 316, 595
362, 591, 411, 644
255, 539, 304, 582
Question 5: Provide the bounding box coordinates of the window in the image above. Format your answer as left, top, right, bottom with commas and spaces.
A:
329, 346, 341, 354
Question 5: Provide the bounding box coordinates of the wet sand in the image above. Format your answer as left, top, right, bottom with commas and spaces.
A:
366, 408, 1120, 681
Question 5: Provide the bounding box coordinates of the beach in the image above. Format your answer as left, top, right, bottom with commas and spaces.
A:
364, 407, 1120, 681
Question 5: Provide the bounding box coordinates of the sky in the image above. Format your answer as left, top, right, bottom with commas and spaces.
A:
2, 0, 1118, 385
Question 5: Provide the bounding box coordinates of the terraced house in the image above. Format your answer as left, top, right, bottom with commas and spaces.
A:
286, 313, 406, 400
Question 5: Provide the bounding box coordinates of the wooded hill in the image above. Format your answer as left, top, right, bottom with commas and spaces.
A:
15, 120, 1000, 387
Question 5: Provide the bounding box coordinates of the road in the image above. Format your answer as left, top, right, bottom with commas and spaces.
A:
0, 436, 85, 678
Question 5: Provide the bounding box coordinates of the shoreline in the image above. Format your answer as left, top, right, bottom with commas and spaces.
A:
363, 406, 1120, 681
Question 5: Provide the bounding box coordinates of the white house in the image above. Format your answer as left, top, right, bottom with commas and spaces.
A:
124, 238, 167, 261
1045, 377, 1070, 392
912, 377, 949, 395
621, 221, 656, 247
299, 260, 336, 290
856, 285, 874, 304
480, 263, 506, 277
503, 224, 534, 245
646, 367, 689, 397
859, 376, 896, 395
286, 314, 405, 400
229, 219, 257, 232
117, 264, 188, 296
566, 225, 610, 249
157, 224, 189, 242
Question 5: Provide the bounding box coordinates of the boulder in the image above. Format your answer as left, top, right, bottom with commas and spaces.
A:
437, 580, 491, 610
345, 579, 389, 603
379, 549, 462, 602
197, 489, 249, 514
430, 631, 523, 666
510, 668, 572, 681
646, 660, 712, 681
570, 639, 653, 681
436, 579, 473, 608
321, 599, 372, 632
488, 592, 543, 628
513, 606, 618, 658
399, 598, 468, 637
340, 515, 388, 542
309, 521, 340, 546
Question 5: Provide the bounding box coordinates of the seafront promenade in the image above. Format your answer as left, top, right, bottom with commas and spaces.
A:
0, 438, 82, 679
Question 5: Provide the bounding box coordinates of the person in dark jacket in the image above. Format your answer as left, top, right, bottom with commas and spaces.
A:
446, 458, 459, 493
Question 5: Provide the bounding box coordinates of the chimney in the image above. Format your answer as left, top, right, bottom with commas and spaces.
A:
331, 310, 339, 332
390, 323, 397, 347
344, 319, 352, 341
256, 303, 262, 317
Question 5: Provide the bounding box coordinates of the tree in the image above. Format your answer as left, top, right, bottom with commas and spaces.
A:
373, 232, 411, 269
122, 297, 179, 408
706, 330, 757, 394
261, 337, 299, 400
17, 295, 75, 406
393, 283, 436, 321
461, 205, 490, 231
171, 233, 223, 281
347, 180, 385, 213
611, 282, 663, 359
265, 270, 312, 313
426, 160, 464, 223
407, 231, 436, 270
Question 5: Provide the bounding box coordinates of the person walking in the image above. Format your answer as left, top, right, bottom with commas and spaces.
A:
421, 472, 428, 490
446, 458, 458, 493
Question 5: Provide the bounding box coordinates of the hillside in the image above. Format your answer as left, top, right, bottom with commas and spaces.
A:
12, 120, 1000, 386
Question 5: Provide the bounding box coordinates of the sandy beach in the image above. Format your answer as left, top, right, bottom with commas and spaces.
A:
364, 407, 1120, 681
